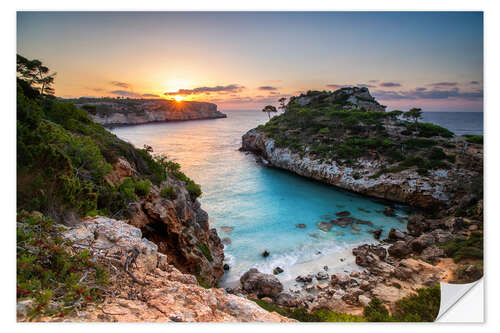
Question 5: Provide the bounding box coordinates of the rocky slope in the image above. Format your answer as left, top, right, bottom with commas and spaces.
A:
71, 98, 227, 126
106, 157, 224, 286
18, 217, 292, 322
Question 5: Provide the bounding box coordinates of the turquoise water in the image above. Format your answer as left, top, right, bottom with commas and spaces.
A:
111, 110, 414, 285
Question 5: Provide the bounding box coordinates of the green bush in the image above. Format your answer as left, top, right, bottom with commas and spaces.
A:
17, 211, 108, 320
134, 179, 151, 197
196, 242, 213, 262
464, 135, 483, 144
405, 122, 454, 138
252, 298, 365, 322
364, 285, 440, 322
160, 185, 177, 200
319, 127, 330, 134
439, 232, 483, 262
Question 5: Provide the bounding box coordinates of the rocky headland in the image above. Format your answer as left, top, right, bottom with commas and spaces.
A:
237, 87, 483, 319
69, 98, 227, 126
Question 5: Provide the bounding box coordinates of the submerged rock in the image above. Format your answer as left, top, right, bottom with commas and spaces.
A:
262, 250, 270, 258
336, 211, 351, 217
296, 223, 307, 229
317, 221, 333, 232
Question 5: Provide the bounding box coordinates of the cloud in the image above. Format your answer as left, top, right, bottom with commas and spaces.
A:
258, 86, 278, 91
142, 93, 160, 98
110, 81, 131, 89
368, 80, 379, 83
269, 91, 280, 95
429, 82, 458, 87
357, 83, 376, 88
109, 90, 141, 98
470, 81, 480, 85
165, 84, 245, 96
372, 88, 483, 101
379, 82, 401, 87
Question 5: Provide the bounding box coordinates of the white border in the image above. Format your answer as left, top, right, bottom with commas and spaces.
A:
2, 1, 498, 332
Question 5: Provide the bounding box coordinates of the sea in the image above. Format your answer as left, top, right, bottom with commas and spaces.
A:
111, 111, 483, 286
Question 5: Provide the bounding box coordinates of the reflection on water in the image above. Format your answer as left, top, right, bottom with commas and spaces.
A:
111, 110, 411, 286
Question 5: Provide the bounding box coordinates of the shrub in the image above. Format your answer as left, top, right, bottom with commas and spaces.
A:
405, 122, 454, 138
196, 242, 213, 262
364, 297, 392, 322
392, 285, 441, 322
319, 127, 330, 134
364, 285, 440, 322
160, 185, 177, 200
134, 179, 151, 197
439, 232, 483, 262
252, 298, 365, 322
464, 135, 483, 144
17, 211, 108, 319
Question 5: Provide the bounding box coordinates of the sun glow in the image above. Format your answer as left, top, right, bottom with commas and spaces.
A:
174, 95, 186, 102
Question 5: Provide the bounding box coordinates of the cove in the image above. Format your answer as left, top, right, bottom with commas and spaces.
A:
111, 110, 410, 287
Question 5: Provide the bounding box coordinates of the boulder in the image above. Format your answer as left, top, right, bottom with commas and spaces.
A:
388, 228, 406, 241
332, 217, 355, 227
383, 206, 396, 217
273, 267, 284, 275
330, 273, 350, 287
406, 214, 427, 236
240, 268, 283, 297
388, 241, 412, 259
262, 250, 270, 258
353, 244, 387, 267
274, 293, 303, 307
409, 233, 436, 253
222, 237, 232, 245
295, 274, 314, 283
371, 228, 383, 240
420, 246, 445, 263
316, 271, 329, 281
223, 264, 230, 271
342, 287, 364, 305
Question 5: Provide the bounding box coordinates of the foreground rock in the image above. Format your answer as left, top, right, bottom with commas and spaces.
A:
71, 98, 227, 126
240, 269, 284, 297
27, 217, 292, 322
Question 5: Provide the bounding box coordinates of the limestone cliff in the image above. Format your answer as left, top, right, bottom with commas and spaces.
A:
71, 98, 227, 126
241, 88, 483, 211
106, 157, 224, 286
20, 217, 292, 322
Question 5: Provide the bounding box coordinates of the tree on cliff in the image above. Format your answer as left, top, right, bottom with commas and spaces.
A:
278, 97, 287, 111
262, 105, 277, 119
403, 108, 423, 123
17, 54, 57, 96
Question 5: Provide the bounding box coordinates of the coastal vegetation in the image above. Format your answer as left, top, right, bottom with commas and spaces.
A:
252, 284, 440, 322
17, 211, 108, 320
363, 285, 441, 322
255, 89, 462, 178
17, 55, 202, 222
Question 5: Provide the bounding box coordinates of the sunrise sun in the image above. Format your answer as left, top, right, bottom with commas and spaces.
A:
174, 95, 185, 102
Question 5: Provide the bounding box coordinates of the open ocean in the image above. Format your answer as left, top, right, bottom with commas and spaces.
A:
111, 110, 482, 286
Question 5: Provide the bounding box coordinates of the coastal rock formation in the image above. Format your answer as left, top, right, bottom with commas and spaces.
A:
72, 98, 227, 126
106, 158, 224, 286
291, 87, 386, 112
38, 217, 292, 322
242, 128, 481, 210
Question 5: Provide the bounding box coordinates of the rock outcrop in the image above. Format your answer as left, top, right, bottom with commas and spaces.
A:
106, 158, 224, 286
240, 268, 284, 297
241, 128, 480, 210
72, 98, 227, 126
35, 217, 292, 322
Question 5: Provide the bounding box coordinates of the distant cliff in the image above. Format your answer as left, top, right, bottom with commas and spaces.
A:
68, 98, 227, 126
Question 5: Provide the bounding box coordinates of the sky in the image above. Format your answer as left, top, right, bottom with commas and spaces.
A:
17, 11, 483, 111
